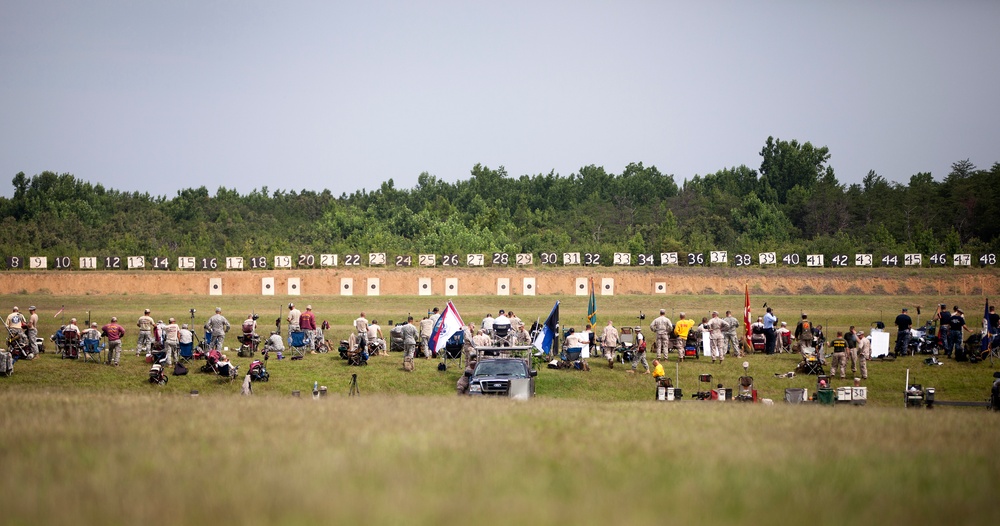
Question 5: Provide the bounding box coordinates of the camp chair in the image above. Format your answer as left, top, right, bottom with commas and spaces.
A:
492, 324, 512, 347
736, 375, 755, 401
288, 330, 308, 358
799, 345, 825, 375
179, 341, 194, 362
616, 327, 635, 364
784, 388, 807, 404
61, 329, 81, 360
81, 338, 104, 363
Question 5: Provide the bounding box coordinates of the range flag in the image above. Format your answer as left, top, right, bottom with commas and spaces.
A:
54, 305, 64, 318
744, 284, 751, 349
587, 278, 597, 328
532, 300, 560, 355
428, 300, 466, 354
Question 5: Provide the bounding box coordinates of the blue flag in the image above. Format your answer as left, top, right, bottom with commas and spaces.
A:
532, 301, 560, 355
981, 298, 993, 352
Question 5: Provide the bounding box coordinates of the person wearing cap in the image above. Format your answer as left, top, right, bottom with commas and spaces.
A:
136, 309, 155, 356
65, 317, 81, 336
671, 313, 694, 362
286, 303, 301, 333
6, 307, 27, 348
829, 331, 848, 379
263, 330, 284, 354
794, 313, 815, 359
300, 305, 317, 353
401, 316, 419, 371
163, 317, 180, 365
204, 307, 231, 351
707, 311, 726, 364
27, 306, 39, 355
894, 307, 913, 357
763, 307, 778, 355
101, 316, 126, 366
178, 323, 193, 347
630, 326, 649, 373
945, 307, 971, 359
776, 321, 791, 352
649, 309, 673, 360
723, 310, 741, 357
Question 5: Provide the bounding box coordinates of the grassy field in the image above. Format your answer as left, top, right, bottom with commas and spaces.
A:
1, 392, 998, 526
2, 294, 999, 525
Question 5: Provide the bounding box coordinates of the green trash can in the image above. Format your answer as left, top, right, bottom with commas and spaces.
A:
817, 388, 836, 406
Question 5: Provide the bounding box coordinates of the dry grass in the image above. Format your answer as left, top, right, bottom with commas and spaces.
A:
0, 392, 998, 526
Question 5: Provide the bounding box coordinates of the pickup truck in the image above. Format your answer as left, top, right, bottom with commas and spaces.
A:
467, 357, 537, 399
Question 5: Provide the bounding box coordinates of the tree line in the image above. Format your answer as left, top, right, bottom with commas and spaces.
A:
2, 137, 998, 264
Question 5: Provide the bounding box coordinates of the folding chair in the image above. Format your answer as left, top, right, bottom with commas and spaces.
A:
81, 338, 104, 363
736, 375, 755, 402
179, 341, 194, 362
61, 330, 81, 360
784, 388, 807, 404
617, 327, 635, 364
492, 324, 512, 347
288, 330, 308, 358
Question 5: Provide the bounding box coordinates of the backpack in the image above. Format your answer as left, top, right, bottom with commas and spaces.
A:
172, 363, 188, 376
638, 339, 647, 352
242, 319, 255, 334
801, 320, 811, 333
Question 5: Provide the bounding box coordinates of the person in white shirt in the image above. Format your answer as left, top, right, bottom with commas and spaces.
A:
367, 319, 385, 355
481, 313, 495, 334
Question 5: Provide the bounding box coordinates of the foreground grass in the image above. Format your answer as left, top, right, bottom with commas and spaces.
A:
0, 392, 997, 526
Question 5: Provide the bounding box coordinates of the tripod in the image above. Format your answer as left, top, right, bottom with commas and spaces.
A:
349, 373, 360, 396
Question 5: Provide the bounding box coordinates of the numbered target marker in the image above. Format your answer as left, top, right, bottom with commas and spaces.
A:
79, 257, 97, 270
5, 256, 23, 269
806, 254, 824, 267
367, 277, 380, 296
29, 256, 47, 269
584, 253, 601, 266
249, 256, 268, 269
53, 256, 71, 270
103, 256, 122, 270
831, 254, 849, 267
855, 254, 873, 267
395, 255, 412, 267
954, 254, 971, 266
343, 254, 361, 266
467, 254, 485, 267
904, 253, 922, 267
710, 251, 728, 265
419, 254, 436, 267
225, 257, 244, 270
979, 254, 996, 266
687, 253, 705, 266
734, 253, 752, 267
199, 257, 218, 270
613, 253, 630, 266
516, 253, 533, 266
297, 254, 316, 268
125, 256, 144, 269
880, 255, 899, 267
442, 254, 459, 266
661, 252, 678, 265
539, 252, 558, 265
637, 254, 655, 266
929, 253, 947, 266
781, 254, 800, 266
563, 252, 581, 265
759, 252, 777, 265
492, 253, 509, 266
273, 255, 292, 269
319, 254, 338, 267
368, 253, 386, 266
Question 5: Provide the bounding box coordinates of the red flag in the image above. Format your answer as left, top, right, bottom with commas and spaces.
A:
54, 305, 64, 318
744, 285, 751, 348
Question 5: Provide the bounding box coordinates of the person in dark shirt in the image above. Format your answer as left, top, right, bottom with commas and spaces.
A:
935, 304, 952, 352
829, 331, 848, 379
946, 308, 970, 358
894, 308, 912, 357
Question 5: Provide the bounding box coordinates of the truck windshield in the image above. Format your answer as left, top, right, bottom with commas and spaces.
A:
475, 361, 526, 377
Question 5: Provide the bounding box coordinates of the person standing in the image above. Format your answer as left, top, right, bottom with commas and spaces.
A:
401, 316, 418, 371
934, 304, 951, 353
723, 310, 741, 357
136, 309, 154, 356
419, 315, 435, 358
845, 325, 859, 377
286, 303, 301, 333
829, 331, 848, 379
763, 307, 778, 355
163, 317, 180, 365
26, 306, 39, 356
947, 308, 971, 359
300, 306, 317, 352
630, 327, 649, 374
204, 307, 231, 351
894, 307, 912, 357
101, 316, 126, 366
707, 311, 726, 364
672, 313, 694, 362
855, 330, 870, 380
649, 309, 673, 360
793, 313, 814, 357
601, 320, 619, 369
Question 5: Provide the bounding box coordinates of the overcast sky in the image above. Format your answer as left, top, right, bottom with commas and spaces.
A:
2, 1, 997, 199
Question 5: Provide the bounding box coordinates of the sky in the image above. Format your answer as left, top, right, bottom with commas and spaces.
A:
1, 1, 998, 199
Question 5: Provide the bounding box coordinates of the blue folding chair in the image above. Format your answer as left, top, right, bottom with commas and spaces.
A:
288, 330, 308, 358
179, 341, 194, 362
81, 338, 104, 363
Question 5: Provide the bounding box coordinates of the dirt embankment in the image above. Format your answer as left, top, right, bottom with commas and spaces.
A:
1, 267, 998, 296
